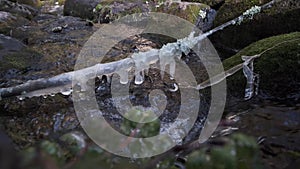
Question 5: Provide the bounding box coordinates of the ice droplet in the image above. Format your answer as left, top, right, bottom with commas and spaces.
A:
61, 89, 73, 96
134, 71, 144, 85
17, 96, 25, 101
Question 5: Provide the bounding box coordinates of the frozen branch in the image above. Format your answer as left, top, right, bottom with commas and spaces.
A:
0, 0, 279, 99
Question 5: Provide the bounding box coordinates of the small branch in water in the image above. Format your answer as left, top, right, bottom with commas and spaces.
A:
0, 0, 280, 100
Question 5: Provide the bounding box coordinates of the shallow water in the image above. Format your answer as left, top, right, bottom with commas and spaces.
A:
228, 100, 300, 169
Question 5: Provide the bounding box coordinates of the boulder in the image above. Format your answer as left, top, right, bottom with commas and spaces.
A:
9, 0, 41, 8
0, 11, 31, 42
63, 0, 101, 20
0, 0, 38, 19
64, 0, 213, 30
223, 32, 300, 100
210, 0, 300, 59
0, 34, 42, 72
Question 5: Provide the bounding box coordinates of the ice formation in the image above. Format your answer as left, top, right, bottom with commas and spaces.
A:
131, 49, 159, 84
242, 55, 259, 100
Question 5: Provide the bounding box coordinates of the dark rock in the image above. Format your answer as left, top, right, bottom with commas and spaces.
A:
0, 0, 38, 19
0, 34, 25, 55
63, 0, 101, 20
195, 8, 216, 32
0, 131, 19, 169
0, 34, 42, 75
9, 0, 41, 8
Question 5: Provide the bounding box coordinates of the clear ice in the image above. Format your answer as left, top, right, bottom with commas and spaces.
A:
242, 56, 259, 100
131, 49, 159, 84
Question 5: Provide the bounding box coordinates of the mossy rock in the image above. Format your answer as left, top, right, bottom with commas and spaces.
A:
210, 0, 300, 58
92, 0, 209, 24
223, 32, 300, 100
153, 1, 209, 24
213, 0, 270, 26
0, 48, 42, 71
15, 0, 41, 7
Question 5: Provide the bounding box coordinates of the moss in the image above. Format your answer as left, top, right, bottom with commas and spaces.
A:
223, 32, 300, 98
153, 2, 209, 24
0, 48, 43, 71
94, 1, 208, 24
214, 0, 300, 26
214, 0, 268, 26
17, 0, 41, 8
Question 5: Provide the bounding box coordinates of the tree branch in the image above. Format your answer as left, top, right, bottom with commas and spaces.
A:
0, 0, 279, 99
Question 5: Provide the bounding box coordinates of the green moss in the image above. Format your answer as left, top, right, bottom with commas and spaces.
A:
153, 2, 208, 24
214, 0, 269, 26
223, 32, 300, 70
0, 48, 42, 71
223, 32, 300, 98
120, 107, 160, 138
94, 1, 208, 24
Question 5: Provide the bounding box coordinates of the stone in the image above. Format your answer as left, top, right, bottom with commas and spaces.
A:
63, 0, 101, 20
0, 0, 38, 19
223, 32, 300, 100
0, 34, 42, 72
9, 0, 41, 8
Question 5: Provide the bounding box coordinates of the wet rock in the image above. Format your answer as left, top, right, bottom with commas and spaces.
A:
210, 0, 300, 59
0, 11, 16, 23
153, 1, 210, 26
0, 34, 25, 53
0, 0, 38, 19
0, 34, 42, 71
0, 10, 33, 43
223, 32, 300, 100
94, 1, 210, 23
0, 131, 20, 169
9, 0, 41, 8
63, 0, 101, 20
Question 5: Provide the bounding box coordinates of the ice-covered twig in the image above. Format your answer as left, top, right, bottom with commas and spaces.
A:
0, 0, 280, 99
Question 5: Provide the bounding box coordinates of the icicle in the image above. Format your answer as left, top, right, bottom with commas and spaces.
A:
116, 70, 129, 85
131, 49, 159, 85
134, 71, 144, 85
159, 43, 181, 79
242, 56, 259, 100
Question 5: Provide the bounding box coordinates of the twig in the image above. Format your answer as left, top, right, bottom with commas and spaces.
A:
0, 0, 280, 99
